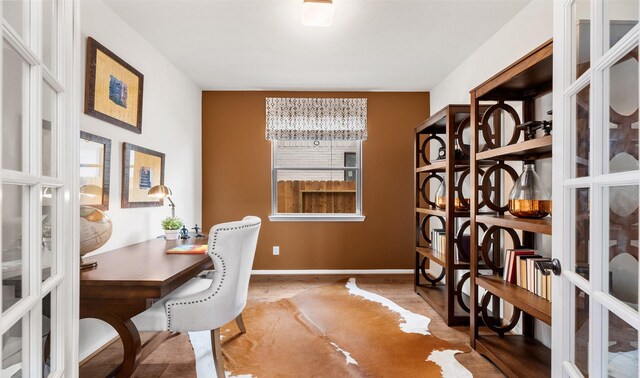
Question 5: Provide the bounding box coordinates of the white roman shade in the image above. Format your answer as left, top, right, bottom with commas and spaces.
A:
266, 97, 368, 141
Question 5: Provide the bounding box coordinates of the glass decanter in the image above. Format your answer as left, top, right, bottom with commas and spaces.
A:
434, 180, 467, 211
508, 162, 551, 218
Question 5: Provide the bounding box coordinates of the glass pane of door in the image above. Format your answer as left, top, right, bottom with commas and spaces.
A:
572, 0, 591, 80
42, 187, 55, 282
42, 0, 56, 73
2, 318, 25, 376
574, 286, 589, 377
606, 0, 639, 52
42, 81, 57, 177
2, 0, 28, 40
42, 291, 53, 377
573, 84, 590, 178
607, 310, 639, 377
573, 187, 590, 279
2, 42, 30, 172
2, 184, 29, 313
606, 47, 639, 175
607, 184, 639, 309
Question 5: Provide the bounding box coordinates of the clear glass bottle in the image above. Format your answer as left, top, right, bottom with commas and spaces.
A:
434, 180, 467, 210
508, 162, 552, 218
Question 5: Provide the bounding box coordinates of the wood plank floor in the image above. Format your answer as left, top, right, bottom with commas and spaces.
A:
79, 274, 503, 377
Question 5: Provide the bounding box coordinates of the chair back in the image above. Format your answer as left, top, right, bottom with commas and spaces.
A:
206, 216, 261, 322
164, 216, 261, 332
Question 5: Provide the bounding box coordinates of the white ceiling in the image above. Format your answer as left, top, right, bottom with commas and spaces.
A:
104, 0, 531, 91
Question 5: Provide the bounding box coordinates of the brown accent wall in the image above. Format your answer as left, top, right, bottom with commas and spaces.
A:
202, 91, 429, 269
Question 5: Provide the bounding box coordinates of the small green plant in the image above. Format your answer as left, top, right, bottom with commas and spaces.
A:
42, 222, 52, 239
161, 217, 184, 231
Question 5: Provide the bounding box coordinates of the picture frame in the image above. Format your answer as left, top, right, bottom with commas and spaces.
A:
85, 37, 144, 134
79, 131, 111, 211
122, 143, 165, 208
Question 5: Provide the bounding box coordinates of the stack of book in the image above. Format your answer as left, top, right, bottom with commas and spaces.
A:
503, 249, 551, 301
431, 228, 446, 259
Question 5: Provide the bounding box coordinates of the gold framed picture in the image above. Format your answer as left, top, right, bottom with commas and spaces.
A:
80, 131, 111, 210
85, 37, 144, 133
122, 143, 165, 208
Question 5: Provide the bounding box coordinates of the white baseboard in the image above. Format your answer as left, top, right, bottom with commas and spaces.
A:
251, 269, 413, 275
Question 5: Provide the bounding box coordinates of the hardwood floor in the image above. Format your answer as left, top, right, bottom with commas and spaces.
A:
79, 274, 503, 377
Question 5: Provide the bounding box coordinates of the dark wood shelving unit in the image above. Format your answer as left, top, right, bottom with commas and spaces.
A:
416, 207, 470, 218
416, 247, 472, 269
475, 335, 551, 378
414, 104, 489, 326
475, 214, 552, 235
469, 39, 553, 377
414, 284, 447, 315
416, 160, 480, 173
476, 135, 552, 161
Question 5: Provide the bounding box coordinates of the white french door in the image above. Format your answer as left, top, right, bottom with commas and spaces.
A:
0, 0, 78, 377
553, 0, 640, 377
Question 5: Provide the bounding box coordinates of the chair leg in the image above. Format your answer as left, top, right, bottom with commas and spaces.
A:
211, 328, 225, 378
235, 314, 246, 334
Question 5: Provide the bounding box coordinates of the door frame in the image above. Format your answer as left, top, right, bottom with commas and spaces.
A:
552, 1, 640, 377
0, 0, 80, 376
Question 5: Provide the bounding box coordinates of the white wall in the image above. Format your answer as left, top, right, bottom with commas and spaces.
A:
79, 0, 202, 361
428, 0, 553, 347
430, 0, 553, 111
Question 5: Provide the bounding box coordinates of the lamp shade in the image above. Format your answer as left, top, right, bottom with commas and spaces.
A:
302, 0, 334, 27
80, 184, 102, 197
148, 184, 172, 199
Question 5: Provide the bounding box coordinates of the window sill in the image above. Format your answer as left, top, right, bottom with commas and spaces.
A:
268, 214, 366, 222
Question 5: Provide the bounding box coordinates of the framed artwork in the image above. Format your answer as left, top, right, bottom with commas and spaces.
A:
85, 37, 144, 134
79, 131, 111, 210
122, 143, 165, 208
344, 152, 356, 182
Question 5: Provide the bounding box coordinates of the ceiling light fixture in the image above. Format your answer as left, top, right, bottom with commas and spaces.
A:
302, 0, 334, 27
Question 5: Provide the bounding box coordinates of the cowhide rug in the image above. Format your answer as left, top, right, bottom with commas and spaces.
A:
189, 278, 472, 377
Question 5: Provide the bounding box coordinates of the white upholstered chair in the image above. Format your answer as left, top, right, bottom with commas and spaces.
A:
133, 216, 261, 377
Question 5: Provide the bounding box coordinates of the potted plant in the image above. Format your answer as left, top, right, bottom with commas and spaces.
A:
42, 222, 52, 250
161, 217, 183, 241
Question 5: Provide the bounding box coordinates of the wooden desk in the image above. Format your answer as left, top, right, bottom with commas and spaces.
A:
80, 237, 212, 377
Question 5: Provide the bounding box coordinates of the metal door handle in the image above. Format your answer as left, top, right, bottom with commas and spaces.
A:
535, 258, 562, 276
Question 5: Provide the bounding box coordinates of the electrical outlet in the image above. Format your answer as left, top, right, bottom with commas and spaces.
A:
273, 246, 280, 255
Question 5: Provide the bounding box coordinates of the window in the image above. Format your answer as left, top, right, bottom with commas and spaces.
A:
266, 98, 367, 221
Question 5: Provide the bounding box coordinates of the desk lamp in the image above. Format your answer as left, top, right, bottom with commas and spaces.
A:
148, 184, 176, 217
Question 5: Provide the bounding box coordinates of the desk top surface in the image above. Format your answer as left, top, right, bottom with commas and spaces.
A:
80, 236, 210, 287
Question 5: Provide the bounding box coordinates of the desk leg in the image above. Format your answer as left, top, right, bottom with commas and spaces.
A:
80, 309, 142, 378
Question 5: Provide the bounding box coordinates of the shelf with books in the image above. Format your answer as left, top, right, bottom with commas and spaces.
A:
468, 39, 554, 377
416, 246, 448, 268
476, 275, 551, 325
416, 246, 472, 269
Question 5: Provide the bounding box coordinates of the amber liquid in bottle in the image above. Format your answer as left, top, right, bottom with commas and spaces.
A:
508, 199, 552, 218
436, 196, 468, 211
